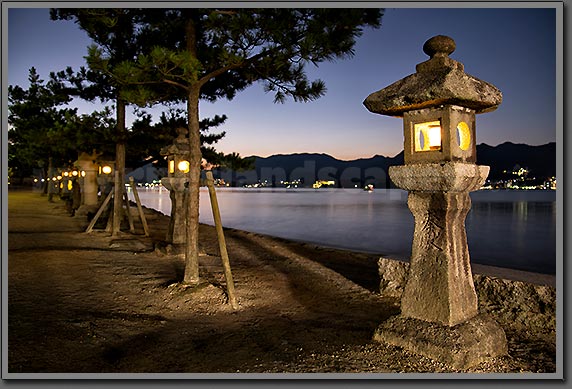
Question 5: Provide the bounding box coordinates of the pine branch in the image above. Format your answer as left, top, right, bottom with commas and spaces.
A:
162, 78, 190, 91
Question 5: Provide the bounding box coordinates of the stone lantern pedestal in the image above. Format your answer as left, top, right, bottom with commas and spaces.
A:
161, 177, 188, 248
373, 162, 507, 369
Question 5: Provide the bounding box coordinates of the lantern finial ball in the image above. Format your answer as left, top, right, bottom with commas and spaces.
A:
423, 35, 456, 58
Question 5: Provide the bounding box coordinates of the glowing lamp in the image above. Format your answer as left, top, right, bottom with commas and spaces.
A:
166, 155, 191, 177
414, 121, 441, 151
161, 127, 191, 179
101, 165, 112, 175
71, 170, 79, 177
177, 160, 190, 173
427, 124, 442, 149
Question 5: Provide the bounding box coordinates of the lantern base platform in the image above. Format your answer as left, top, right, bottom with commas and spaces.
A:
107, 236, 155, 252
373, 313, 507, 370
76, 204, 100, 217
155, 242, 208, 257
389, 162, 489, 193
165, 242, 192, 255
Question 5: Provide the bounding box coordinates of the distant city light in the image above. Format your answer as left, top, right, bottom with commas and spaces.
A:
312, 180, 336, 189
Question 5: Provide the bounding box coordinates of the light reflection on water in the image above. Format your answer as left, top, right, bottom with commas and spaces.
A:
133, 187, 556, 275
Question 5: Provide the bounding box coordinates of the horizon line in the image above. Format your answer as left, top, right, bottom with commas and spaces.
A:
244, 140, 556, 162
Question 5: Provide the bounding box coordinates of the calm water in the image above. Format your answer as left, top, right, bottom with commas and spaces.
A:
132, 187, 557, 275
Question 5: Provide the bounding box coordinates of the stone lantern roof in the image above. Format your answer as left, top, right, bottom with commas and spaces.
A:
363, 35, 502, 117
160, 127, 191, 156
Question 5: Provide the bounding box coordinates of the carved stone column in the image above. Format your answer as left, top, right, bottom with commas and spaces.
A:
161, 177, 188, 246
402, 191, 477, 326
372, 162, 507, 369
75, 152, 101, 216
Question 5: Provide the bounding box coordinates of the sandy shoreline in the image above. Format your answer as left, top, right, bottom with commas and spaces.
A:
470, 262, 555, 288
134, 188, 557, 288
215, 225, 557, 288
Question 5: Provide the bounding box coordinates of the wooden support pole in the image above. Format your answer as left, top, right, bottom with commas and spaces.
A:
124, 191, 135, 233
112, 169, 122, 236
86, 190, 113, 233
205, 170, 238, 310
129, 177, 150, 237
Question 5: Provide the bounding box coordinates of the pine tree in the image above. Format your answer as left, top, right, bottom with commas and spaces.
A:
50, 8, 149, 235
86, 8, 383, 284
8, 68, 78, 185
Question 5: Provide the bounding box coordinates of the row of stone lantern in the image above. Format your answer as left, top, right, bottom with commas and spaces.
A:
45, 167, 84, 201
44, 169, 83, 185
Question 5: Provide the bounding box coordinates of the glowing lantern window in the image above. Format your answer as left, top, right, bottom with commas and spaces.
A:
101, 165, 112, 175
169, 160, 175, 174
456, 121, 471, 151
177, 160, 190, 173
414, 121, 442, 152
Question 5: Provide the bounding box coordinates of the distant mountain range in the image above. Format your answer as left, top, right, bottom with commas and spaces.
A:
475, 142, 555, 182
211, 142, 556, 188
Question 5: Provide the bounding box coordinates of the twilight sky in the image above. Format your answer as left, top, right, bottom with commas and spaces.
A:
6, 6, 558, 161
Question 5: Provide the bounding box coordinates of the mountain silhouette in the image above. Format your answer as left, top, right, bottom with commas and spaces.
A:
475, 142, 556, 181
211, 142, 554, 188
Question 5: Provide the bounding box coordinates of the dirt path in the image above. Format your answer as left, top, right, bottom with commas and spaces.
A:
6, 190, 556, 374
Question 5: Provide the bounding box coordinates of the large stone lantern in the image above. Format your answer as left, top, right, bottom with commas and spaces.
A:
364, 35, 507, 369
75, 151, 101, 210
160, 127, 191, 247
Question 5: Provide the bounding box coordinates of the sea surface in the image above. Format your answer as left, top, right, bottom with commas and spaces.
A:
131, 187, 557, 275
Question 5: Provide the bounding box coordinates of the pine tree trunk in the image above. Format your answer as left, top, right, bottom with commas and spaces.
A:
112, 98, 127, 236
183, 87, 202, 285
182, 11, 202, 285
